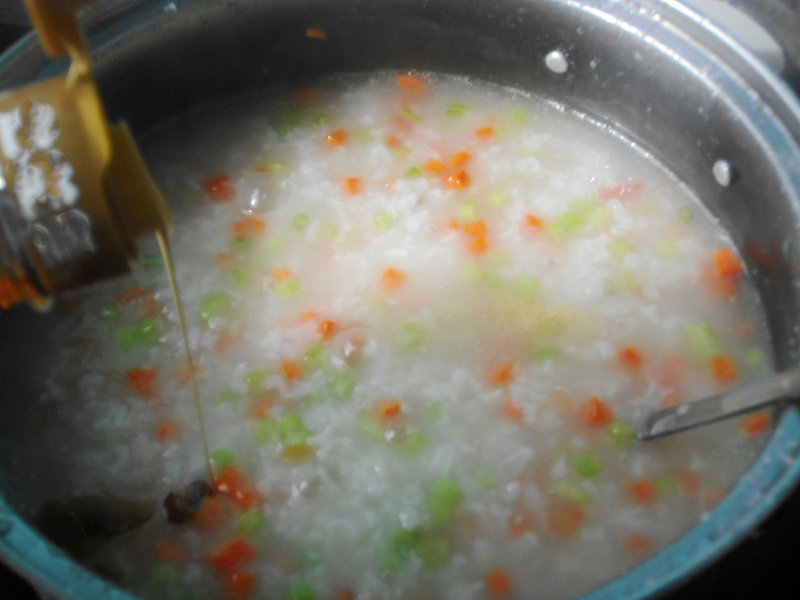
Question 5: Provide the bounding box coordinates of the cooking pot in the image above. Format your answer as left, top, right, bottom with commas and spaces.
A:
1, 1, 800, 598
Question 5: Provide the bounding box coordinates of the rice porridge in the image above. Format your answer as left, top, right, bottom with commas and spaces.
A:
18, 73, 774, 600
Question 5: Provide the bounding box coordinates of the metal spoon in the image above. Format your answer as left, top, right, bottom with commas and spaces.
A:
638, 365, 800, 440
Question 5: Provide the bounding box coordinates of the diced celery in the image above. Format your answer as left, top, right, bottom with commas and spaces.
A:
378, 528, 420, 573
392, 146, 411, 159
292, 213, 310, 230
357, 411, 382, 440
414, 534, 451, 568
745, 348, 765, 366
215, 389, 239, 405
210, 447, 236, 471
516, 276, 541, 296
151, 564, 179, 584
289, 582, 315, 600
531, 346, 559, 362
679, 207, 694, 223
301, 345, 325, 370
235, 509, 265, 534
474, 469, 496, 490
423, 403, 443, 421
275, 279, 302, 299
608, 268, 640, 293
355, 128, 373, 143
231, 268, 251, 288
115, 316, 162, 349
274, 412, 309, 448
510, 108, 528, 126
607, 420, 637, 446
312, 112, 330, 126
99, 305, 119, 321
490, 188, 509, 206
244, 369, 270, 397
325, 370, 356, 400
199, 293, 234, 326
425, 477, 464, 524
323, 222, 339, 241
276, 106, 303, 136
463, 263, 484, 282
558, 211, 585, 230
553, 481, 592, 505
143, 254, 163, 271
684, 322, 720, 358
446, 103, 466, 118
394, 322, 426, 350
546, 222, 569, 242
406, 166, 423, 178
235, 236, 253, 252
655, 475, 680, 498
401, 107, 421, 122
395, 431, 428, 457
373, 212, 396, 230
303, 549, 323, 570
251, 420, 272, 444
656, 240, 681, 259
569, 450, 602, 478
609, 239, 631, 260
269, 162, 292, 176
458, 202, 476, 220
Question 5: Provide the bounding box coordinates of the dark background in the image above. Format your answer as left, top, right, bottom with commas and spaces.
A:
1, 9, 800, 600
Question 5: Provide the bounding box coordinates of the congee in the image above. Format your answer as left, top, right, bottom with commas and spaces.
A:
10, 72, 775, 599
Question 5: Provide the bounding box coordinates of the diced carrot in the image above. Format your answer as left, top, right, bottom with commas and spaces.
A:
445, 170, 471, 189
660, 390, 683, 408
385, 135, 401, 148
500, 400, 525, 422
484, 568, 514, 598
578, 396, 614, 428
117, 285, 148, 303
176, 361, 203, 386
214, 466, 265, 510
624, 533, 653, 556
271, 269, 292, 281
336, 589, 356, 600
290, 87, 319, 102
618, 347, 643, 370
745, 242, 778, 268
547, 502, 586, 537
233, 216, 267, 238
224, 571, 257, 600
446, 219, 461, 231
155, 419, 182, 442
599, 181, 644, 201
450, 151, 471, 168
462, 220, 487, 237
193, 496, 225, 531
142, 296, 163, 317
507, 510, 535, 537
250, 398, 274, 420
215, 329, 239, 356
280, 443, 317, 464
424, 159, 446, 175
156, 540, 184, 563
467, 236, 489, 256
203, 174, 236, 202
326, 129, 349, 147
475, 126, 495, 139
396, 73, 427, 92
127, 368, 158, 399
740, 411, 772, 437
209, 538, 258, 574
626, 478, 657, 505
343, 177, 364, 195
674, 466, 702, 499
713, 247, 743, 279
374, 399, 403, 421
525, 214, 544, 229
306, 27, 327, 40
281, 360, 303, 381
318, 319, 337, 340
216, 252, 236, 270
381, 267, 407, 291
300, 310, 317, 322
710, 355, 738, 383
490, 362, 514, 386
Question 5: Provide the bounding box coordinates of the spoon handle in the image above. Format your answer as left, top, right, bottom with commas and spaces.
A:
638, 364, 800, 440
